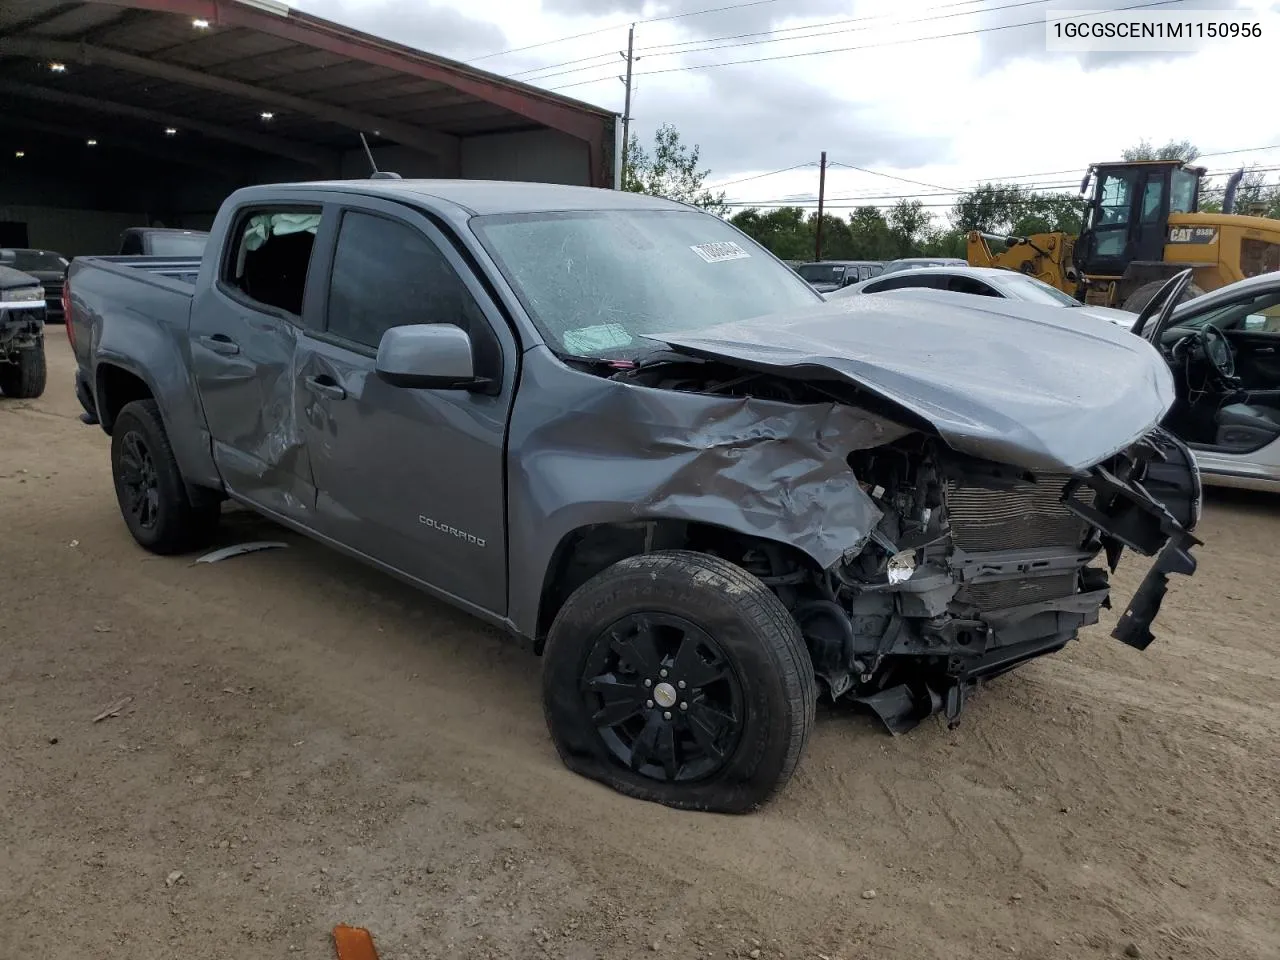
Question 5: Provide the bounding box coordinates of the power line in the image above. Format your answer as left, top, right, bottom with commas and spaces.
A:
517, 0, 1003, 81
526, 0, 1041, 84
971, 145, 1280, 183
634, 0, 992, 55
705, 161, 818, 189
722, 166, 1280, 207
828, 160, 956, 193
637, 0, 1046, 59
547, 0, 1189, 89
466, 0, 788, 64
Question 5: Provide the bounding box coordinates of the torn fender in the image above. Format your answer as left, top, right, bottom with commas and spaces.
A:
504, 347, 912, 635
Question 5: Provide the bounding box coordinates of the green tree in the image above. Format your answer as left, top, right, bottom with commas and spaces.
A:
811, 212, 854, 259
950, 183, 1027, 235
729, 206, 810, 259
623, 123, 727, 214
1202, 167, 1280, 218
950, 183, 1084, 237
1121, 138, 1200, 162
846, 206, 897, 259
920, 228, 966, 258
887, 199, 932, 257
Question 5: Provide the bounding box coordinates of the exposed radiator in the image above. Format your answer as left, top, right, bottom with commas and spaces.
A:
956, 573, 1078, 611
945, 473, 1094, 552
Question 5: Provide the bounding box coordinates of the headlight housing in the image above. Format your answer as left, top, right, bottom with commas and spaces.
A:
0, 285, 45, 303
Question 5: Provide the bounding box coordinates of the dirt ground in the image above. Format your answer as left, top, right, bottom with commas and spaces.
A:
3, 331, 1278, 960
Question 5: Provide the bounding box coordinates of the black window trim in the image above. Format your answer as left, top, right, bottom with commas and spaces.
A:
214, 201, 326, 328
308, 201, 508, 375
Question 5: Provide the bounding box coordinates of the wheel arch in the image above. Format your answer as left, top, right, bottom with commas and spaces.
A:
95, 361, 157, 434
530, 518, 824, 652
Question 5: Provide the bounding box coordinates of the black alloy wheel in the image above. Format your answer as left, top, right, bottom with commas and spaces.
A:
542, 550, 816, 813
581, 613, 744, 783
117, 430, 160, 531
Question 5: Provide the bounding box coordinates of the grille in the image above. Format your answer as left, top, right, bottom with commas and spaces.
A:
43, 280, 64, 314
945, 473, 1093, 552
957, 573, 1077, 611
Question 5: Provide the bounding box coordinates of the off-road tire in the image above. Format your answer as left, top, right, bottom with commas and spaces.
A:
542, 550, 816, 814
0, 342, 47, 399
1123, 279, 1205, 314
110, 399, 220, 554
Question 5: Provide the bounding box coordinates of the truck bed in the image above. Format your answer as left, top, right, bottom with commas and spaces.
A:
65, 255, 202, 375
78, 255, 202, 289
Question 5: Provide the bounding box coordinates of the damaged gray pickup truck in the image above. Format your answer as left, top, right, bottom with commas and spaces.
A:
66, 179, 1203, 813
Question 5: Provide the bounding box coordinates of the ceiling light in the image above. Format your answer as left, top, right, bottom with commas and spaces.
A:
164, 127, 178, 136
260, 111, 274, 121
86, 139, 97, 146
49, 62, 66, 73
192, 18, 210, 28
15, 151, 25, 158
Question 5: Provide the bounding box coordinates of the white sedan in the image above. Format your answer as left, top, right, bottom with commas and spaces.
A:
826, 264, 1135, 327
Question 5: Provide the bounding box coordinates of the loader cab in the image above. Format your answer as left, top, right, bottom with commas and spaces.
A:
1075, 160, 1203, 279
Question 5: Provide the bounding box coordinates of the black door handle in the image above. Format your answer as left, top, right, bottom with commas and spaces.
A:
197, 333, 239, 356
304, 375, 347, 400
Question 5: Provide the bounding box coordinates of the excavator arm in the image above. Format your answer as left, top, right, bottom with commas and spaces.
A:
964, 230, 1078, 294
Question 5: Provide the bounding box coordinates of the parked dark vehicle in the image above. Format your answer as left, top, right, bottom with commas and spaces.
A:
0, 248, 68, 321
118, 227, 210, 257
0, 263, 47, 398
795, 259, 884, 292
66, 179, 1201, 813
880, 256, 968, 275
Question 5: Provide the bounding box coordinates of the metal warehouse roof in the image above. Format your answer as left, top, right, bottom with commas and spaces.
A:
0, 0, 618, 183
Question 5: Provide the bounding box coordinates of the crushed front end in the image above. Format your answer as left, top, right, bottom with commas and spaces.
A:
798, 429, 1201, 732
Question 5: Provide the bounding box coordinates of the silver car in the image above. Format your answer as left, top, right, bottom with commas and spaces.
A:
1142, 271, 1280, 492
827, 264, 1135, 326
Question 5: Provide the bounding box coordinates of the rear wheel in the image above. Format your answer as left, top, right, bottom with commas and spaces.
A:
0, 342, 47, 399
110, 399, 220, 554
1123, 279, 1205, 313
542, 550, 816, 813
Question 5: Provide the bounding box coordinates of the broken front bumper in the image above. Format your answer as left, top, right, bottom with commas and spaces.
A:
856, 430, 1202, 733
1062, 428, 1202, 651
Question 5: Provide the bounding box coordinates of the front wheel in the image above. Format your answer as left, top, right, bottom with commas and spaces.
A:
542, 550, 816, 813
0, 342, 47, 399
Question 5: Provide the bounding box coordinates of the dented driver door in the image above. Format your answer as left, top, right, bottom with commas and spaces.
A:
188, 199, 327, 523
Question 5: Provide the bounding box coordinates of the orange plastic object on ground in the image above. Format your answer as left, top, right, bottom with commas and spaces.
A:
332, 924, 380, 960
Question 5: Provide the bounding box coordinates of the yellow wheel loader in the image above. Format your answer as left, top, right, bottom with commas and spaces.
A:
967, 160, 1280, 311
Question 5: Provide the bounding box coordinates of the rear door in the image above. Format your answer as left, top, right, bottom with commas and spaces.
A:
295, 197, 518, 616
188, 199, 326, 522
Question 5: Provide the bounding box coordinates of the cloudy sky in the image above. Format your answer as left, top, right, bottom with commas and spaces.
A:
296, 0, 1280, 222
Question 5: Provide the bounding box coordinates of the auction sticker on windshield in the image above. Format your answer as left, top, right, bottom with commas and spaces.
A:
691, 241, 751, 264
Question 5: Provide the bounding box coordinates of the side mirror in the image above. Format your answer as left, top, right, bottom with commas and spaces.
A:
375, 324, 486, 390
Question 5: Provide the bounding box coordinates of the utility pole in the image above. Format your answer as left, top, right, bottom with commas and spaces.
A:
619, 24, 635, 186
815, 151, 828, 261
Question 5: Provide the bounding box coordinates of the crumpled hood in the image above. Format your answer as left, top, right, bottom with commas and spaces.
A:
653, 294, 1176, 472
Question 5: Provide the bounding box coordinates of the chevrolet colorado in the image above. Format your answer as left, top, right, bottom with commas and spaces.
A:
65, 179, 1202, 812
